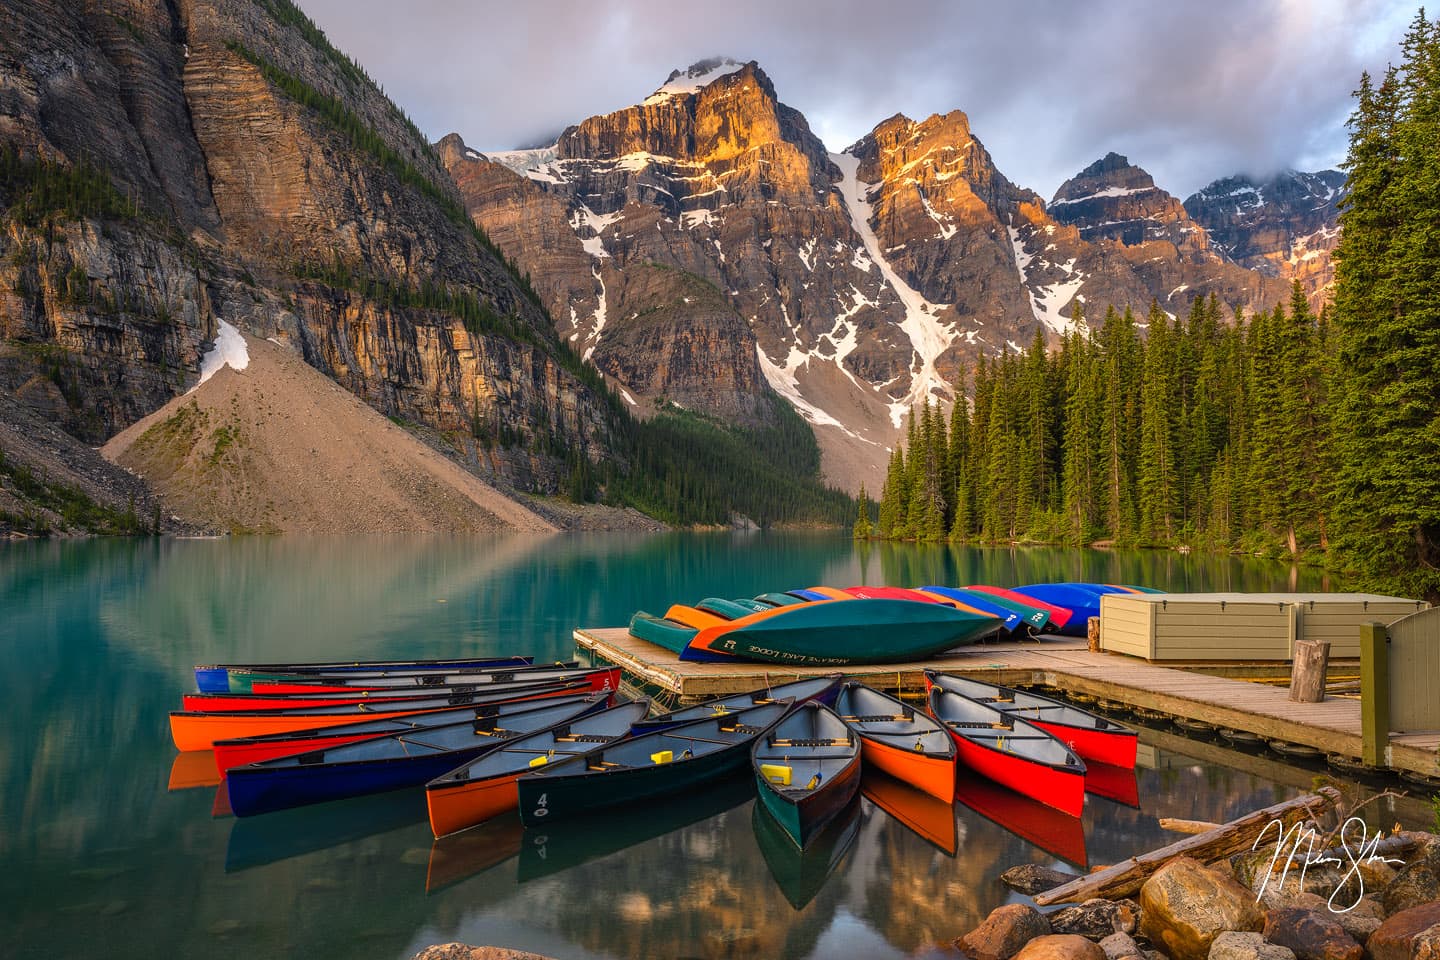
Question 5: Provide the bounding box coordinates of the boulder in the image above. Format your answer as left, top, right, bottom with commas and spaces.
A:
1049, 900, 1140, 940
1012, 934, 1108, 960
1383, 841, 1440, 915
1003, 864, 1084, 895
959, 904, 1053, 960
1208, 931, 1297, 960
1331, 898, 1383, 945
1099, 932, 1146, 960
1261, 908, 1361, 960
1368, 902, 1440, 960
1140, 856, 1266, 960
411, 947, 557, 960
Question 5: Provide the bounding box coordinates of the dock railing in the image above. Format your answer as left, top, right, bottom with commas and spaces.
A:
1360, 606, 1440, 765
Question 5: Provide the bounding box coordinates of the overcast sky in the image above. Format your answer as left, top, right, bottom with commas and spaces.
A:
300, 0, 1415, 199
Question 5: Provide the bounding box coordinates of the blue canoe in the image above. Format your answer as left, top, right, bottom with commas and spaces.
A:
225, 694, 609, 817
1010, 583, 1133, 635
918, 586, 1024, 632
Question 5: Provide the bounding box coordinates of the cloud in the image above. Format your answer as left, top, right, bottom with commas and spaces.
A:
297, 0, 1415, 197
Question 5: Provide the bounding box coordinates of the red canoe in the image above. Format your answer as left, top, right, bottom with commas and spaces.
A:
923, 672, 1138, 768
964, 585, 1074, 631
927, 686, 1086, 817
182, 667, 620, 712
170, 681, 591, 752
211, 692, 604, 774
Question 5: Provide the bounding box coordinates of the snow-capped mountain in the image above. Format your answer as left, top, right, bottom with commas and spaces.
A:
442, 60, 1309, 490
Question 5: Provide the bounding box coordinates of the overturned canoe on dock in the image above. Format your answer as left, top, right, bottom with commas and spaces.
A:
515, 700, 790, 825
752, 702, 862, 849
683, 598, 1002, 665
924, 672, 1138, 768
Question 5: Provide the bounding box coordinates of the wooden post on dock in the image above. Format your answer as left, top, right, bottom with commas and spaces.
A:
1289, 639, 1330, 702
1087, 616, 1101, 653
1360, 621, 1390, 767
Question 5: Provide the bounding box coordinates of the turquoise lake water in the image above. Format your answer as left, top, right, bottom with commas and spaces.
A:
3, 533, 1415, 960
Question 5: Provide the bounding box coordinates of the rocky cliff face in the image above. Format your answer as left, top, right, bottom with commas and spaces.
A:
0, 0, 618, 497
450, 67, 1299, 490
1184, 170, 1345, 311
1047, 153, 1288, 320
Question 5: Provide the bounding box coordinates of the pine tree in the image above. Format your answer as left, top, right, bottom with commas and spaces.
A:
853, 482, 873, 539
1061, 325, 1103, 542
1101, 306, 1141, 543
1329, 13, 1440, 601
1138, 301, 1178, 543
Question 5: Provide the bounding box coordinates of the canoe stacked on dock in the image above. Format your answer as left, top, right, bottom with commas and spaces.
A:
629, 588, 1004, 666
626, 581, 1162, 661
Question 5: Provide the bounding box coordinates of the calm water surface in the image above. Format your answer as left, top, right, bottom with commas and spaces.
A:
1, 534, 1418, 960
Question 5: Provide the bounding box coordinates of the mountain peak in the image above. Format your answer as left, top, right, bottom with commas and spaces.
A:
1053, 152, 1158, 205
643, 57, 756, 105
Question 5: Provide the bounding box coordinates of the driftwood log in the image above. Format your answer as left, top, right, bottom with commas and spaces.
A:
1157, 817, 1224, 835
1033, 787, 1340, 905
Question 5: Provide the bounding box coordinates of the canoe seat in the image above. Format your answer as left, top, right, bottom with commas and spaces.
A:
472, 726, 513, 737
554, 733, 615, 743
718, 723, 763, 735
944, 721, 1013, 730
588, 760, 624, 770
769, 737, 852, 747
842, 714, 910, 723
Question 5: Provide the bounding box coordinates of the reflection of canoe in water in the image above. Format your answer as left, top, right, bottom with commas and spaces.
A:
953, 776, 1087, 869
425, 811, 526, 894
224, 788, 428, 873
514, 775, 754, 883
1084, 760, 1140, 808
753, 792, 862, 910
860, 770, 957, 856
168, 750, 222, 790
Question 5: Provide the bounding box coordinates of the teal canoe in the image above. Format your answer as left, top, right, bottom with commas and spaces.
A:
752, 702, 862, 849
685, 598, 1002, 666
515, 700, 790, 825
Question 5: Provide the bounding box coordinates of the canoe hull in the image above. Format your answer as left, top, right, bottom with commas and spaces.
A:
948, 731, 1085, 817
214, 656, 533, 694
859, 734, 956, 803
427, 773, 521, 839
226, 749, 495, 818
1031, 718, 1138, 768
755, 752, 861, 849
517, 739, 747, 825
171, 684, 584, 751
687, 598, 1000, 666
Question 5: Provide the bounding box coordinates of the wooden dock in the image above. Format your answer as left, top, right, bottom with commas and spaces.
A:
574, 627, 1440, 780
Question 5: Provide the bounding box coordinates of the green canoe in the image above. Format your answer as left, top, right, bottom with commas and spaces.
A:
687, 598, 1002, 666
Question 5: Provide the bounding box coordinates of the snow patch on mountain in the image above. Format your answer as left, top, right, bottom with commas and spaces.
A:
832, 150, 957, 426
1008, 220, 1086, 337
1050, 184, 1155, 206
756, 345, 865, 440
643, 58, 746, 105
